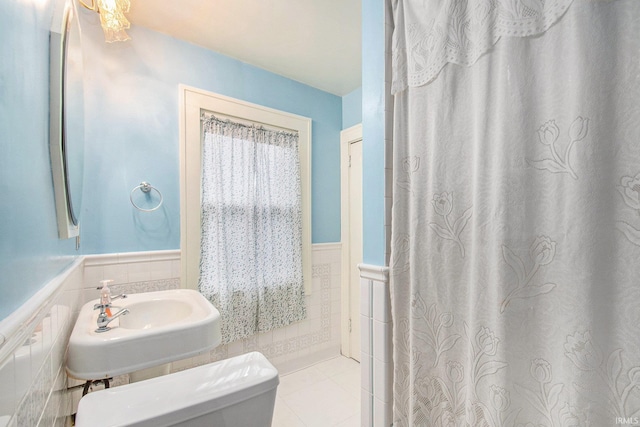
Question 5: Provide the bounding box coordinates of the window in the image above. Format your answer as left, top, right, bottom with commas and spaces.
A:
179, 85, 312, 299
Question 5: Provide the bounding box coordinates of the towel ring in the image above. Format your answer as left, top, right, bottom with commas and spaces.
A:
130, 182, 163, 212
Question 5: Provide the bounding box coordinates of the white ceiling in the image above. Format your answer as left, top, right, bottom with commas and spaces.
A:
127, 0, 361, 96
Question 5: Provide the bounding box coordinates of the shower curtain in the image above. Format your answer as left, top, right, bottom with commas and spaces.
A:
390, 1, 640, 426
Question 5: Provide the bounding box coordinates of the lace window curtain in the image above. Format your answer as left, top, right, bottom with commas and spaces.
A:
390, 1, 640, 426
199, 114, 306, 344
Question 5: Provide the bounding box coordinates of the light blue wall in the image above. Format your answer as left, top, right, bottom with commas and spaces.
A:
78, 11, 343, 253
0, 0, 77, 320
342, 87, 362, 129
362, 0, 386, 266
0, 2, 349, 321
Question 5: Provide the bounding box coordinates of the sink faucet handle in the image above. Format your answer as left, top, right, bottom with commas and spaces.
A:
111, 293, 127, 301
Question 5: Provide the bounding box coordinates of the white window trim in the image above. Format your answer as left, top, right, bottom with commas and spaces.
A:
179, 85, 313, 295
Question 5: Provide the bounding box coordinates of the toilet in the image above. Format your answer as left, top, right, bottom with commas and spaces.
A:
75, 351, 279, 427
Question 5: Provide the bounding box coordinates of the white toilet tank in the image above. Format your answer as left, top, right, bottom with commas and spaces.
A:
75, 351, 279, 427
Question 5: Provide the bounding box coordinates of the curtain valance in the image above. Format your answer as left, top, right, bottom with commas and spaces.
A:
391, 0, 575, 94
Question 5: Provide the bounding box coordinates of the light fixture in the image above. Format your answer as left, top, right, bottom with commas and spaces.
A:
79, 0, 131, 43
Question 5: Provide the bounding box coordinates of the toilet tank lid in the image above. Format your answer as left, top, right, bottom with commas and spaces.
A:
75, 351, 279, 427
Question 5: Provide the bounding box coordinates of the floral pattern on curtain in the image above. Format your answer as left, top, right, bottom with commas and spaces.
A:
199, 114, 306, 344
390, 1, 640, 426
391, 0, 574, 94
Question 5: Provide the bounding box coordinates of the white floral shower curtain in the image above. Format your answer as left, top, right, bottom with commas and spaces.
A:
199, 114, 306, 344
390, 1, 640, 426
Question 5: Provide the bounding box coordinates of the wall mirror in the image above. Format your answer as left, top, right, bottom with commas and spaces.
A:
50, 0, 85, 239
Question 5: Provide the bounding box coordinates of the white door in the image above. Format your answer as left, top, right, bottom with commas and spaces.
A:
348, 139, 363, 361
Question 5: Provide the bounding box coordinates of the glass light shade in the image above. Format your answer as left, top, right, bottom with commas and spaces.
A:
97, 0, 131, 42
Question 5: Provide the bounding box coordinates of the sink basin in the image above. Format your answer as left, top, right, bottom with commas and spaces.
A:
66, 289, 221, 380
119, 299, 193, 330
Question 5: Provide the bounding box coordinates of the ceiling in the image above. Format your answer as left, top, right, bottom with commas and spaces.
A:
127, 0, 362, 96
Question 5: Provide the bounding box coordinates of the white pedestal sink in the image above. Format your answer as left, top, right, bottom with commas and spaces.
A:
66, 289, 221, 380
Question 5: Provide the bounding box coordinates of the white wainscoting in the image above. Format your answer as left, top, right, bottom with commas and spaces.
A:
0, 258, 84, 427
359, 264, 392, 427
82, 250, 181, 303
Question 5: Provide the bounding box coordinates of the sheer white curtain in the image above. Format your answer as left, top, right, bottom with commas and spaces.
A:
390, 1, 640, 426
199, 114, 306, 344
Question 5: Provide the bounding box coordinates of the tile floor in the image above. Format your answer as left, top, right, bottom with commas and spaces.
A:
272, 356, 360, 427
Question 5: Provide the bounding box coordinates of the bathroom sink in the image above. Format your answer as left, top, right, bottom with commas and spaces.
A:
66, 289, 221, 380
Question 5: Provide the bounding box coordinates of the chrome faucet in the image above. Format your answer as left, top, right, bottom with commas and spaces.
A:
94, 293, 129, 333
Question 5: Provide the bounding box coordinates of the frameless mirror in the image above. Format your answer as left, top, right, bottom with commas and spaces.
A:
50, 0, 85, 239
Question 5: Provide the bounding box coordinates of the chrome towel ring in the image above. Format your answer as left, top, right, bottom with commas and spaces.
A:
130, 182, 163, 212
